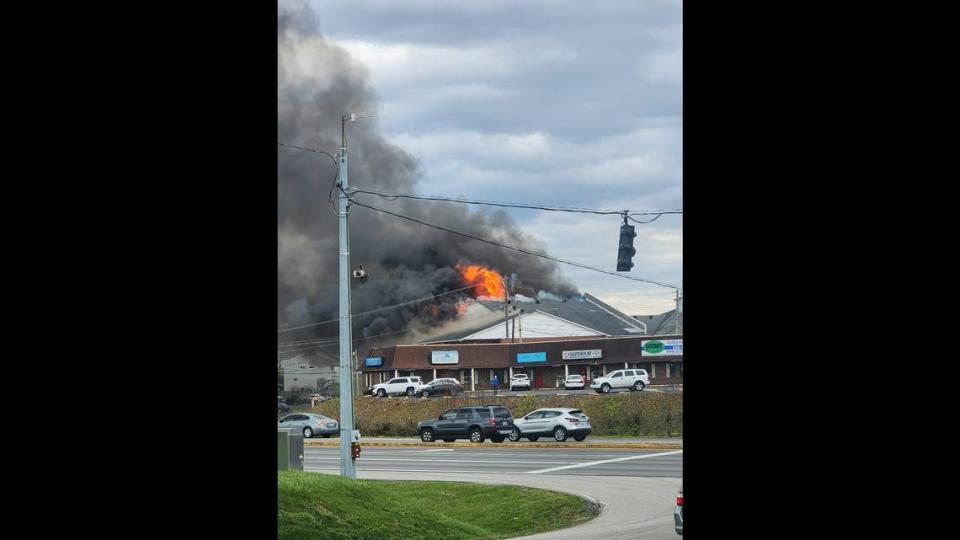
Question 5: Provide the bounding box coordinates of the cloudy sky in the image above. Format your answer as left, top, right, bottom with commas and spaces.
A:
308, 0, 682, 315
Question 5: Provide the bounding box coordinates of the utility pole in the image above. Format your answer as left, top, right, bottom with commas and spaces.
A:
503, 278, 509, 340
337, 113, 356, 479
675, 289, 681, 335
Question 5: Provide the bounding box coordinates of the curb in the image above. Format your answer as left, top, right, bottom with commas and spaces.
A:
304, 441, 682, 450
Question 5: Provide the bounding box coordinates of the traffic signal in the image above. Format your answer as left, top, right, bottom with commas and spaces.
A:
351, 442, 361, 460
616, 223, 637, 271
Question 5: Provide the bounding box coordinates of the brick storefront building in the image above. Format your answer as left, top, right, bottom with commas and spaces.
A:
361, 334, 683, 390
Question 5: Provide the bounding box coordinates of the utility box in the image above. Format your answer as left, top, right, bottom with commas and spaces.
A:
277, 428, 304, 471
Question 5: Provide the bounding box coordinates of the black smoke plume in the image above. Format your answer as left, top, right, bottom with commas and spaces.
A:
278, 1, 577, 352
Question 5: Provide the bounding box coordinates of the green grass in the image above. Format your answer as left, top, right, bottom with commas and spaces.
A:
278, 471, 597, 540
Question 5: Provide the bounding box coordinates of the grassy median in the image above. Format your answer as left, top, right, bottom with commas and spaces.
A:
304, 392, 682, 437
278, 471, 597, 539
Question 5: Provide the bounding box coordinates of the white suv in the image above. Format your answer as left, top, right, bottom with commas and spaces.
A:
508, 408, 592, 442
509, 373, 532, 391
590, 369, 649, 393
371, 376, 424, 397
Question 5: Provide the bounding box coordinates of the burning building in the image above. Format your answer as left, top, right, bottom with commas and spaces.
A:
360, 291, 683, 391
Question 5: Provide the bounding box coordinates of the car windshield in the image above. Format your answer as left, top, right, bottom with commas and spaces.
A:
566, 376, 581, 380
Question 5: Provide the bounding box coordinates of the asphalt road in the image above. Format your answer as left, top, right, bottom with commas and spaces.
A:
305, 446, 683, 477
307, 446, 682, 539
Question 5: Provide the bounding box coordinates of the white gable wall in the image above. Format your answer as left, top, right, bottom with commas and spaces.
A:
464, 311, 604, 340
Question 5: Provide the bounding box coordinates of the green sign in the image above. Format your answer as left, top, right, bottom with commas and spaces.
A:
642, 341, 665, 354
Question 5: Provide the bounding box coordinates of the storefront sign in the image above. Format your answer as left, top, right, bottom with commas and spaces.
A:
562, 349, 602, 360
364, 357, 383, 367
431, 350, 459, 364
641, 339, 683, 356
516, 352, 547, 363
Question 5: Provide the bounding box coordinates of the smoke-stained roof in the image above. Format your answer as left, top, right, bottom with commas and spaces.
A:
419, 293, 649, 343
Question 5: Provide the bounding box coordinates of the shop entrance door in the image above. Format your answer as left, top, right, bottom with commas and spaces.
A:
533, 370, 544, 388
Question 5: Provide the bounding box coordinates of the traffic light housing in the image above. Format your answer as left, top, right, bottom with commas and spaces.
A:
616, 223, 637, 271
351, 442, 361, 460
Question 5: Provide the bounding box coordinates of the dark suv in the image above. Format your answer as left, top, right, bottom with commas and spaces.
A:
417, 406, 516, 443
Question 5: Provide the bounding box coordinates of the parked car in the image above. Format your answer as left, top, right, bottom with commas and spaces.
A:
562, 374, 586, 389
589, 368, 649, 393
277, 413, 339, 438
508, 407, 591, 442
417, 405, 515, 443
415, 378, 463, 397
674, 485, 683, 535
371, 376, 424, 397
277, 397, 290, 412
509, 373, 532, 391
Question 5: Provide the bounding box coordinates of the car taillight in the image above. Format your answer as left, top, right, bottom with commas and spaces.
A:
489, 418, 497, 425
676, 494, 683, 506
567, 417, 580, 423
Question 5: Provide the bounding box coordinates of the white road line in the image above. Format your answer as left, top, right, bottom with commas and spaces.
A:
526, 450, 683, 474
306, 468, 505, 474
305, 458, 575, 465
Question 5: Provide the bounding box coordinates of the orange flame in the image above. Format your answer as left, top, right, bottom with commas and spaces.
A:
456, 263, 506, 299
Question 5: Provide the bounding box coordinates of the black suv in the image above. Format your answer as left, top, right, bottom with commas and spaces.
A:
417, 406, 516, 443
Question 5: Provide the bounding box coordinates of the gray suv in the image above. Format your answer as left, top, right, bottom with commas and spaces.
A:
417, 406, 515, 443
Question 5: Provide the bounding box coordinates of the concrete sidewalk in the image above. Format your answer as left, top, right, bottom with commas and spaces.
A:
312, 469, 681, 540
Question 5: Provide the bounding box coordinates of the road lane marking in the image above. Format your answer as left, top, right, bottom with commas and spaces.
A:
423, 449, 455, 452
305, 458, 575, 464
306, 468, 509, 474
526, 450, 683, 474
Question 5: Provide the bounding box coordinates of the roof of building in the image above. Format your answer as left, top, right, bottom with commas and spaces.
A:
420, 293, 648, 344
632, 309, 682, 335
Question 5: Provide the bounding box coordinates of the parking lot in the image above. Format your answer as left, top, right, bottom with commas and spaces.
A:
362, 385, 680, 399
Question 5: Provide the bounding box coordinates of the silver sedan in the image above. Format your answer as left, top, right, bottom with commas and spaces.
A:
277, 413, 339, 438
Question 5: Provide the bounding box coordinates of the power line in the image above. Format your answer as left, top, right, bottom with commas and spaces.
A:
349, 199, 680, 290
277, 284, 479, 333
277, 142, 341, 217
348, 187, 682, 218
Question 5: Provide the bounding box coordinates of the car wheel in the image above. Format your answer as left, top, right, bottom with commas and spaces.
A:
420, 428, 434, 442
507, 428, 521, 442
376, 389, 386, 398
528, 436, 539, 442
469, 428, 484, 443
574, 435, 587, 442
634, 381, 646, 391
443, 438, 455, 442
601, 383, 611, 393
406, 387, 415, 396
553, 426, 567, 442
422, 390, 430, 397
303, 427, 313, 438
